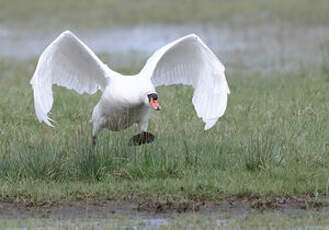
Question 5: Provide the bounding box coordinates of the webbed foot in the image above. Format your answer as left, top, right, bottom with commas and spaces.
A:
128, 132, 155, 146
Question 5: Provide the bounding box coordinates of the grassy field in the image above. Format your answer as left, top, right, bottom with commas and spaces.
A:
0, 57, 328, 204
0, 0, 329, 214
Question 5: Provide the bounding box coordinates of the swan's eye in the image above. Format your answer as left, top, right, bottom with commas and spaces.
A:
147, 93, 158, 101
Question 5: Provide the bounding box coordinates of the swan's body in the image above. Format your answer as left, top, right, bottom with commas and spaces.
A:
31, 31, 230, 145
92, 74, 154, 134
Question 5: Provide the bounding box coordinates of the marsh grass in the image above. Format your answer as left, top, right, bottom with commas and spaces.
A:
0, 58, 328, 203
242, 132, 283, 171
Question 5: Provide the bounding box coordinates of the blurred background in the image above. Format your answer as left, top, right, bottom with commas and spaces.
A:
1, 0, 329, 75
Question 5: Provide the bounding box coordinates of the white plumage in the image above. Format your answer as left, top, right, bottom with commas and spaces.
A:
31, 30, 230, 144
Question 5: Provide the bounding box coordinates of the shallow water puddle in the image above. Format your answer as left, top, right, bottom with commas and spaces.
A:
1, 202, 329, 230
2, 211, 329, 230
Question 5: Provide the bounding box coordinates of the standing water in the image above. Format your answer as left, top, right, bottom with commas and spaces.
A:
1, 23, 329, 74
1, 201, 329, 229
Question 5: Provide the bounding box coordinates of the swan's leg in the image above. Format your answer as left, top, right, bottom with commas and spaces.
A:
138, 109, 151, 133
139, 119, 149, 133
92, 119, 105, 145
91, 103, 105, 145
92, 125, 100, 145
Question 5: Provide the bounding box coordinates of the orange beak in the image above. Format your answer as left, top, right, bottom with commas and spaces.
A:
150, 98, 161, 110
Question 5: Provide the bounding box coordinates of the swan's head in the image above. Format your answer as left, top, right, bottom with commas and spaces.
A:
146, 93, 161, 111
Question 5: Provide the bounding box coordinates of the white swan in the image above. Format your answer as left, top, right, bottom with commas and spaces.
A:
31, 31, 230, 145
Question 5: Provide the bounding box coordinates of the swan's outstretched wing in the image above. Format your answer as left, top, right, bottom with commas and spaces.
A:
30, 30, 109, 127
142, 34, 230, 130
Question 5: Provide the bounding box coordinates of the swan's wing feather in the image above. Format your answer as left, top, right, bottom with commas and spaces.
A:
143, 34, 230, 130
30, 30, 109, 126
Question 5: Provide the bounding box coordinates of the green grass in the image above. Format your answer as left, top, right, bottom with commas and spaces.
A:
0, 58, 328, 204
1, 0, 329, 30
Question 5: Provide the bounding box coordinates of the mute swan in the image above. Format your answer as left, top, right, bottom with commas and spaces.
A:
30, 31, 230, 145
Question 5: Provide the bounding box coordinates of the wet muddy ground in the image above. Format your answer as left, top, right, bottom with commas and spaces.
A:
1, 196, 328, 219
1, 197, 328, 229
